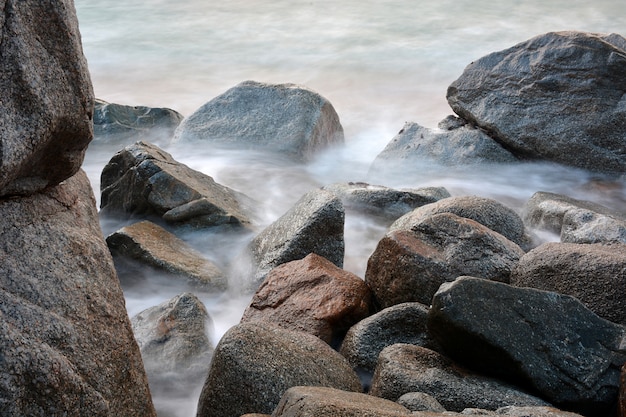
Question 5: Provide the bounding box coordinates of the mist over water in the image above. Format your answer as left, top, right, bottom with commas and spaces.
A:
76, 1, 626, 416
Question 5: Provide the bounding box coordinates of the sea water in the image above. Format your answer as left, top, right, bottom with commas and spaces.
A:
74, 1, 626, 415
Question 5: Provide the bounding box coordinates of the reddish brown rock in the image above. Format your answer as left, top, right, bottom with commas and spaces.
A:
241, 253, 373, 344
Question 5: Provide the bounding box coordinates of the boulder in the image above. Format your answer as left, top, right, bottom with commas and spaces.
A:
322, 182, 451, 221
447, 31, 626, 173
100, 141, 254, 229
428, 276, 626, 416
561, 209, 626, 244
396, 392, 446, 413
339, 302, 436, 377
371, 118, 516, 171
494, 407, 585, 417
131, 293, 213, 384
195, 322, 361, 417
272, 386, 412, 417
369, 344, 549, 412
0, 170, 155, 416
106, 220, 226, 290
511, 242, 626, 325
523, 191, 624, 235
0, 0, 94, 196
172, 80, 344, 161
365, 213, 524, 308
244, 188, 345, 288
391, 196, 532, 251
93, 99, 183, 145
241, 253, 372, 345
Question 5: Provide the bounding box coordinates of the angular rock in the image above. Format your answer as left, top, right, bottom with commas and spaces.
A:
561, 209, 626, 244
93, 99, 183, 144
365, 213, 524, 308
195, 322, 361, 417
0, 0, 94, 196
173, 80, 344, 161
241, 254, 372, 345
523, 191, 624, 235
100, 141, 254, 228
339, 302, 435, 376
244, 188, 344, 287
397, 392, 446, 412
0, 170, 155, 416
131, 293, 213, 383
428, 276, 626, 416
511, 242, 626, 325
391, 196, 532, 251
371, 118, 516, 170
447, 31, 626, 173
323, 182, 451, 221
106, 220, 226, 290
272, 386, 412, 417
369, 344, 549, 412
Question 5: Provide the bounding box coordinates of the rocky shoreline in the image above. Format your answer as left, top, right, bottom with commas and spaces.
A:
0, 3, 625, 417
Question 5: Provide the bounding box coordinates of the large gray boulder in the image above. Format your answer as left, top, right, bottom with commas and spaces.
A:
0, 170, 156, 416
369, 344, 549, 412
511, 242, 626, 325
173, 80, 344, 161
244, 188, 345, 288
106, 220, 226, 290
365, 213, 524, 308
0, 0, 94, 196
371, 118, 516, 171
561, 208, 626, 244
93, 99, 183, 145
447, 31, 626, 173
195, 322, 361, 417
428, 276, 626, 416
100, 141, 254, 229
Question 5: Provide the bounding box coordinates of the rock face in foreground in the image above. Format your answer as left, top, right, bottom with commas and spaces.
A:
173, 80, 344, 161
447, 31, 626, 173
100, 141, 254, 229
195, 322, 361, 417
0, 0, 94, 196
0, 170, 156, 416
428, 276, 626, 417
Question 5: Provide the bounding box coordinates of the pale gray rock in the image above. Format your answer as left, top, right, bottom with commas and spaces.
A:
447, 31, 626, 173
561, 208, 626, 244
195, 322, 361, 417
0, 170, 156, 416
106, 220, 226, 290
428, 276, 626, 417
397, 392, 446, 412
173, 80, 344, 161
0, 0, 94, 196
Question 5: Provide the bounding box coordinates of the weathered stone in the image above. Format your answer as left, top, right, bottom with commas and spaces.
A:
173, 80, 344, 161
100, 141, 254, 228
131, 293, 213, 383
106, 220, 226, 290
371, 119, 516, 171
494, 407, 585, 417
391, 196, 532, 251
0, 0, 94, 196
369, 344, 549, 412
397, 392, 446, 412
244, 188, 344, 288
561, 209, 626, 244
0, 170, 155, 416
195, 322, 361, 417
93, 99, 183, 144
272, 386, 412, 417
241, 254, 372, 345
323, 182, 451, 221
365, 213, 524, 308
523, 191, 624, 235
428, 276, 626, 416
511, 242, 626, 325
447, 31, 626, 173
339, 302, 436, 376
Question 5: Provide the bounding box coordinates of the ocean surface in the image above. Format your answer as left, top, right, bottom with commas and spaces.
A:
74, 1, 626, 415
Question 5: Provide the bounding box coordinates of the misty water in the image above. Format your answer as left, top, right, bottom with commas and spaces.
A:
75, 1, 626, 416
